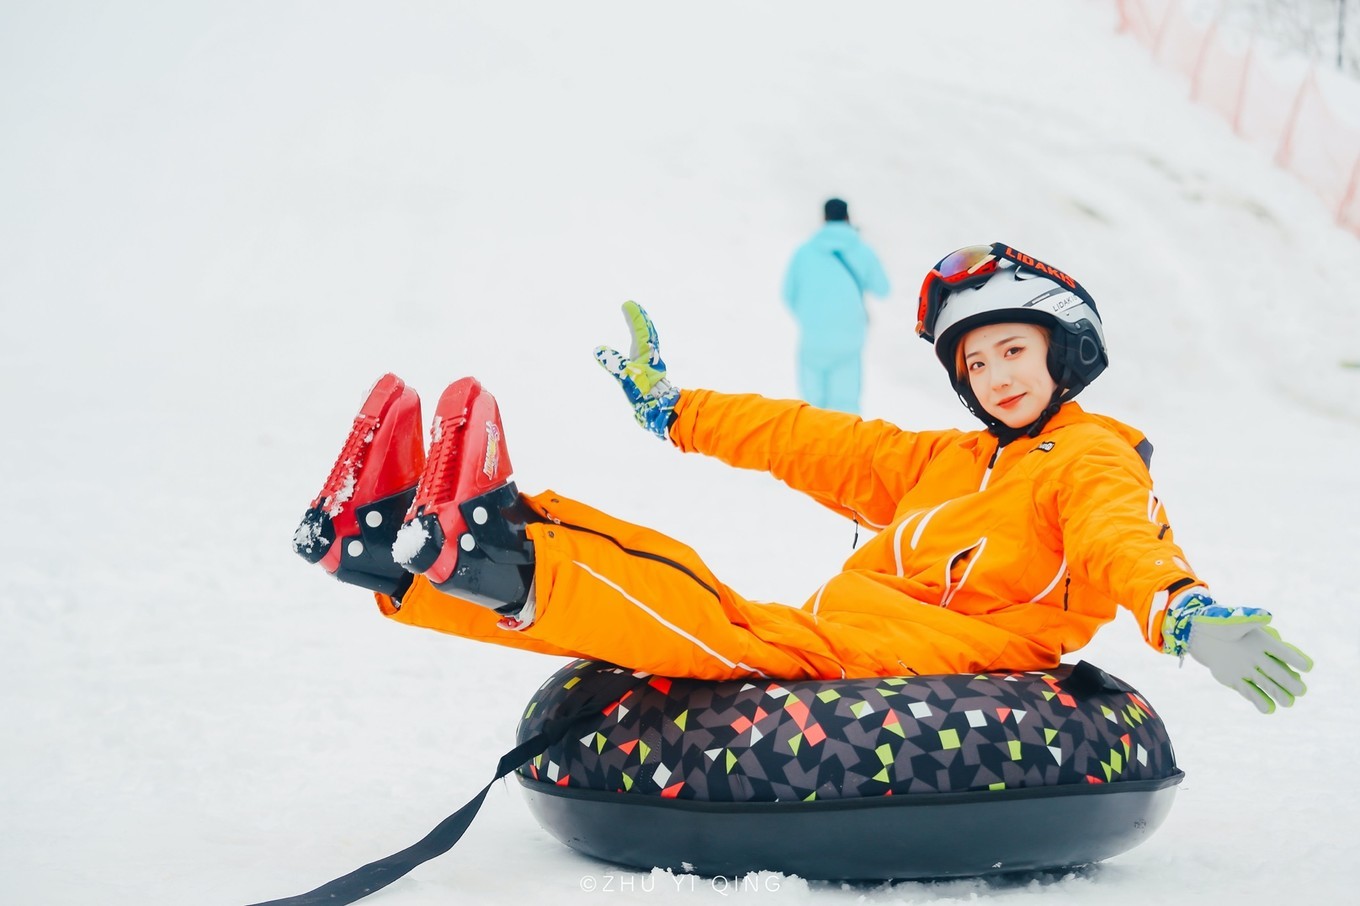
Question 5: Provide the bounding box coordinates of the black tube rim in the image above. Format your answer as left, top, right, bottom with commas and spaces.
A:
518, 768, 1184, 814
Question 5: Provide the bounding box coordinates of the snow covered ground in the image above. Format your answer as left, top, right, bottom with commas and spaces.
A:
3, 1, 1359, 903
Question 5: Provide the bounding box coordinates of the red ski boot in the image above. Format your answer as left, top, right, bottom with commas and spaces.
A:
293, 373, 425, 596
394, 377, 535, 615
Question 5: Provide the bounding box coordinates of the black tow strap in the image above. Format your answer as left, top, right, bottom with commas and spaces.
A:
246, 672, 638, 906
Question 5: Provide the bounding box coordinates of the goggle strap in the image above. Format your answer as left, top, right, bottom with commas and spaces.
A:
989, 243, 1099, 314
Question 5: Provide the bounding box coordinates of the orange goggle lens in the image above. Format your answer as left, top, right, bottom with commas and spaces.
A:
934, 245, 998, 283
916, 245, 1000, 340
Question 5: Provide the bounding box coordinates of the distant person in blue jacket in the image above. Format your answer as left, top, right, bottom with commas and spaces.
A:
781, 198, 890, 414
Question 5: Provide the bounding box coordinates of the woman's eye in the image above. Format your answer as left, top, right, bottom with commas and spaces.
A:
1006, 346, 1024, 357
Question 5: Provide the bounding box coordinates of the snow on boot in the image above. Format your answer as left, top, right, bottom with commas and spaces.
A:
394, 377, 535, 615
293, 373, 425, 596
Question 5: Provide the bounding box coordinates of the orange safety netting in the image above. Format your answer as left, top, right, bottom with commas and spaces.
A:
1116, 0, 1360, 236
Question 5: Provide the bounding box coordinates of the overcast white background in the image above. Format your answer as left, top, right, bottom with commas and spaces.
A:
3, 1, 1359, 903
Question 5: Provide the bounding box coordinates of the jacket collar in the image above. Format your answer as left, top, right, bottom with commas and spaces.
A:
982, 401, 1152, 465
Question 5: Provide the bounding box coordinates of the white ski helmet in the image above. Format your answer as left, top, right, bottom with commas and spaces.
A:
917, 244, 1108, 429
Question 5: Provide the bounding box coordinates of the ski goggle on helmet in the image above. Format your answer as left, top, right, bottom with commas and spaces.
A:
916, 243, 1109, 399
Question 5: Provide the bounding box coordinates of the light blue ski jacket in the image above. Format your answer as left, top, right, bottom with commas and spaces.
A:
781, 222, 890, 351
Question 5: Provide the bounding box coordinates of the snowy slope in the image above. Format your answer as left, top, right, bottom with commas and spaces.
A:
2, 1, 1359, 904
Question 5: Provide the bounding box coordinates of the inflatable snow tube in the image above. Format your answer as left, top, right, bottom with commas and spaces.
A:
515, 660, 1182, 880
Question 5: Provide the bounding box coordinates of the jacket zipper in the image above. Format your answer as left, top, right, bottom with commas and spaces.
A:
978, 440, 1006, 492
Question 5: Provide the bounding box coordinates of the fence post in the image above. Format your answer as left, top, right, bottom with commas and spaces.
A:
1337, 153, 1360, 230
1116, 0, 1133, 34
1153, 0, 1178, 61
1190, 6, 1224, 102
1127, 0, 1157, 45
1274, 67, 1315, 169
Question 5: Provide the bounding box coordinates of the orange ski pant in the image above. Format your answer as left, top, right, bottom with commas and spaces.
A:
375, 491, 1056, 681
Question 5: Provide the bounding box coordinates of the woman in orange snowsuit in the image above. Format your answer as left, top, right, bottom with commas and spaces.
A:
293, 244, 1311, 713
388, 391, 1186, 680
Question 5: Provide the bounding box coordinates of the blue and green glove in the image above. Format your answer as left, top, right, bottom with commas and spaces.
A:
595, 301, 681, 440
1162, 588, 1313, 714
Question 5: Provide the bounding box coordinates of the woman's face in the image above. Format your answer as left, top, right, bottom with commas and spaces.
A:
961, 322, 1056, 429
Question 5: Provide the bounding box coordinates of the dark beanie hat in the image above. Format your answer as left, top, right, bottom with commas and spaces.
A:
824, 198, 849, 222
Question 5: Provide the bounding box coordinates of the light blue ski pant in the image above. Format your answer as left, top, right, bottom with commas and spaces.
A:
797, 346, 862, 414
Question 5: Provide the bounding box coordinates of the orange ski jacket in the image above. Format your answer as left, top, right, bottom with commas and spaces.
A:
670, 390, 1201, 658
